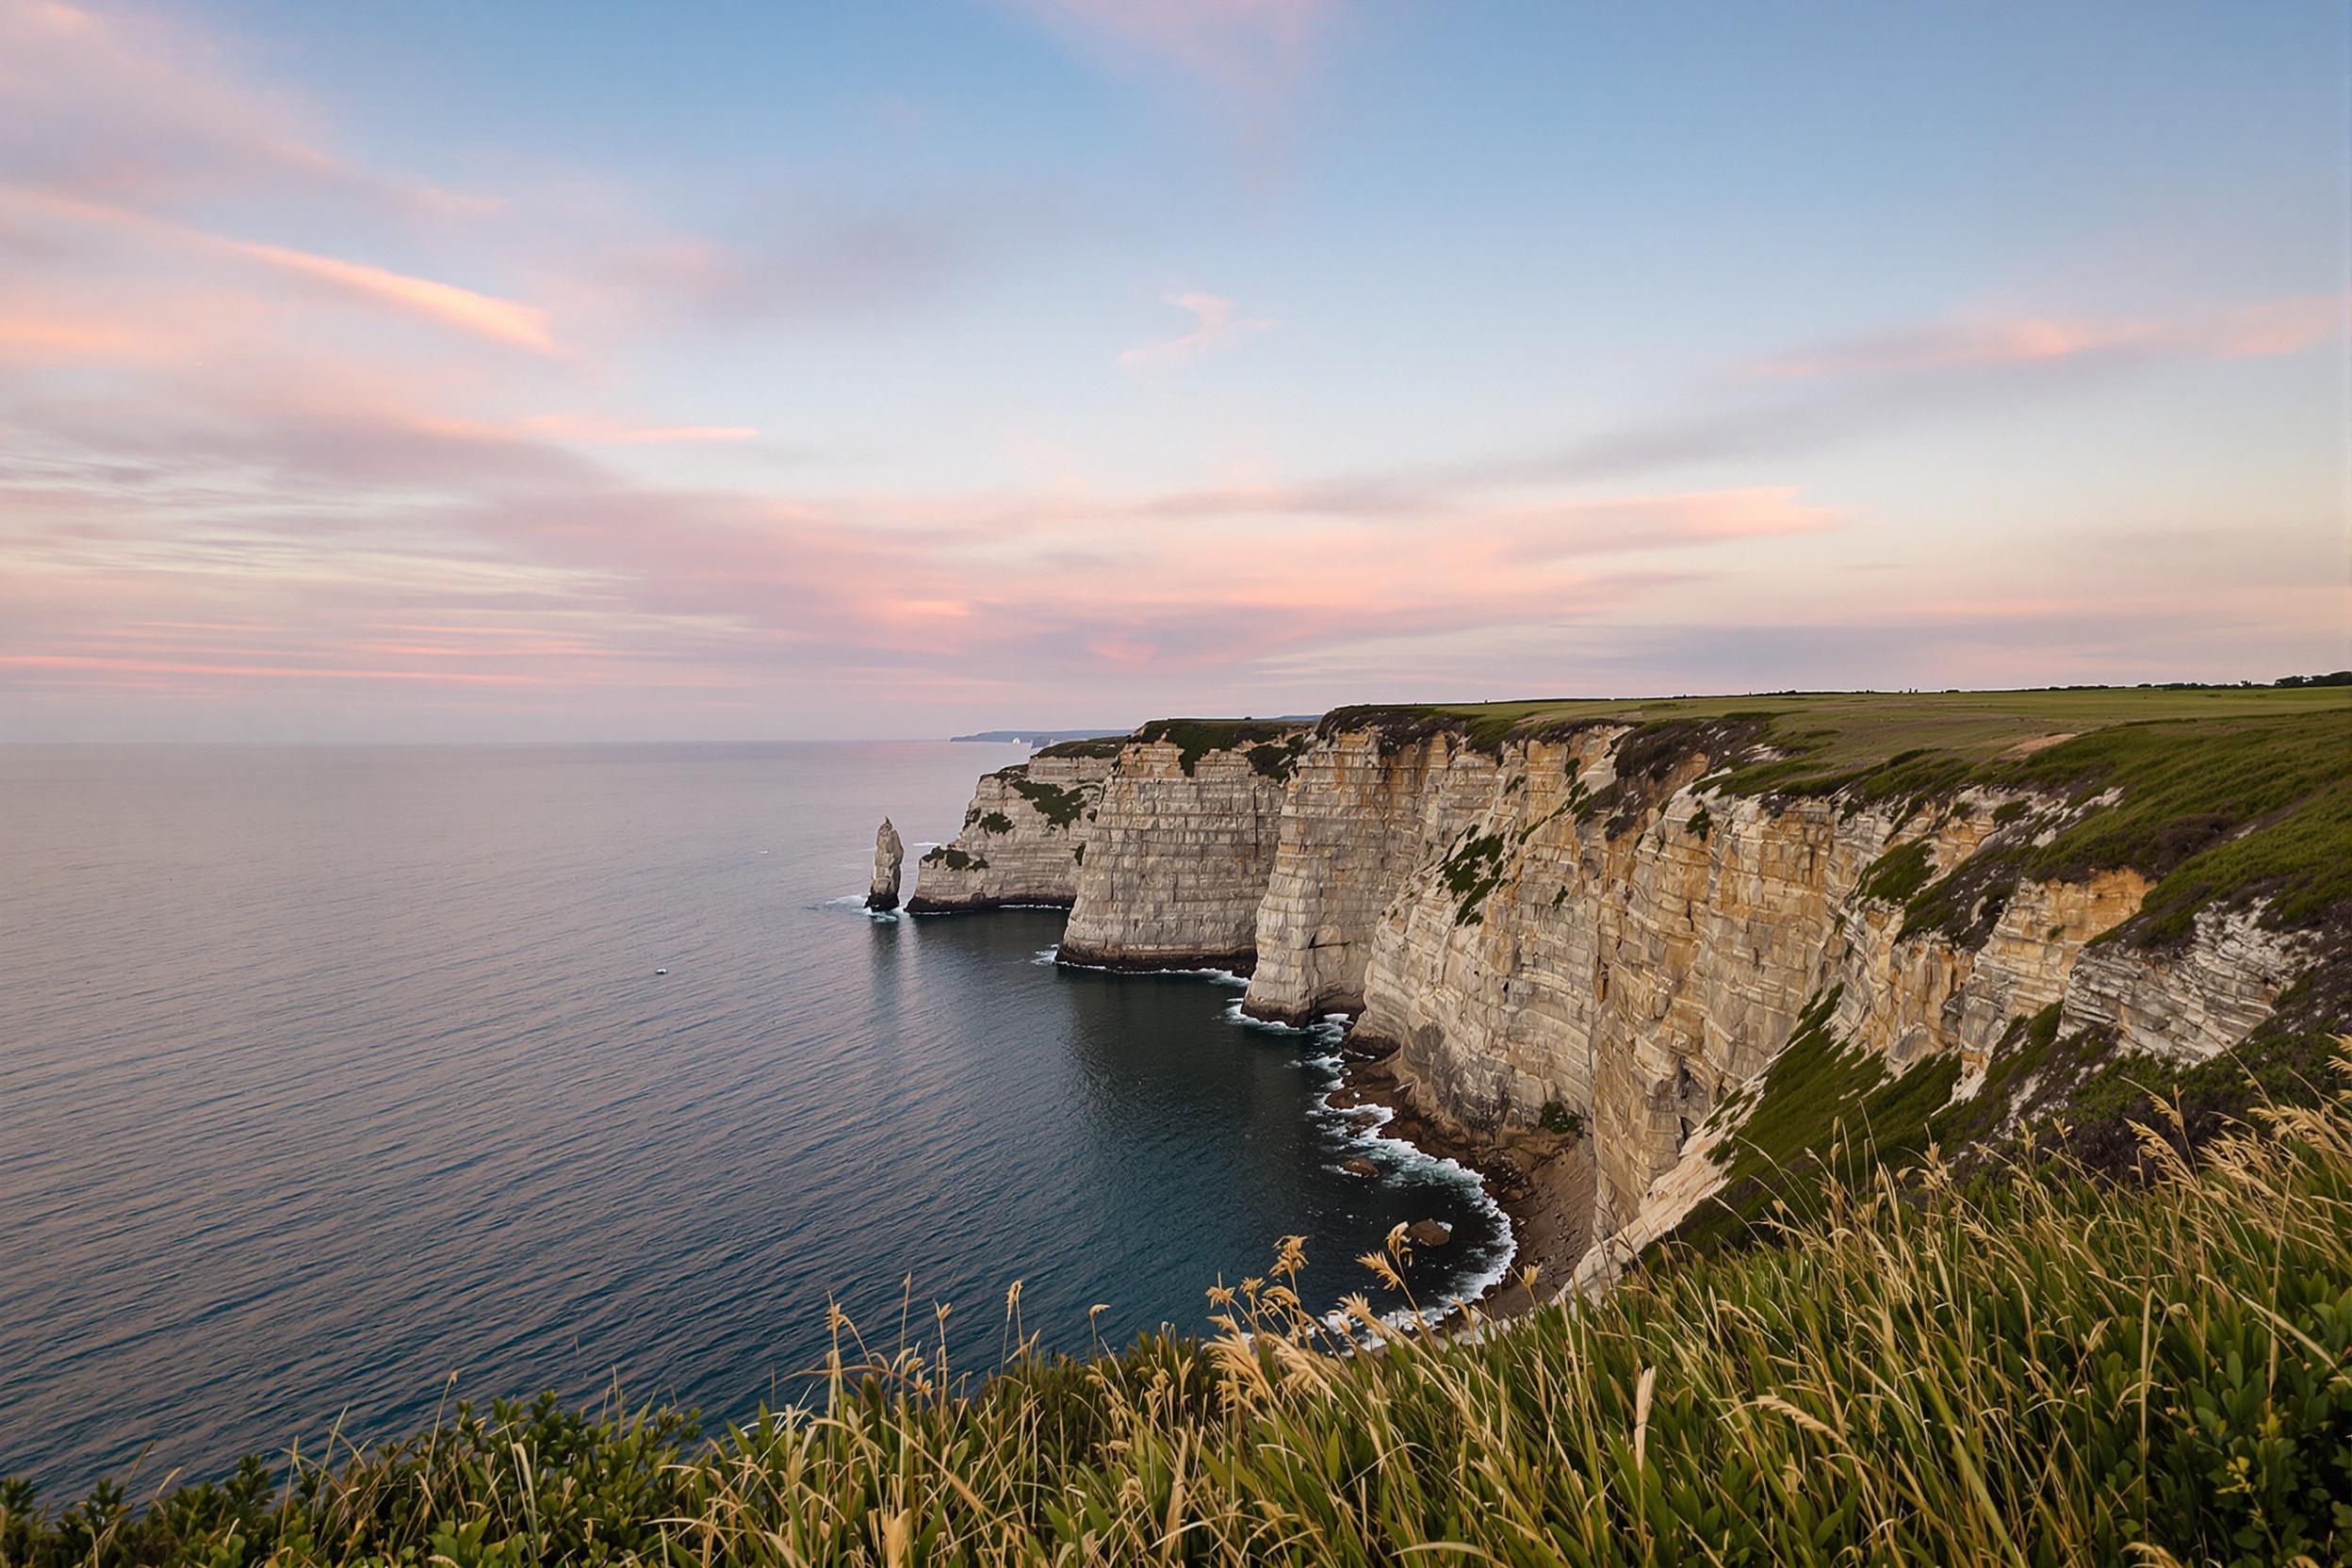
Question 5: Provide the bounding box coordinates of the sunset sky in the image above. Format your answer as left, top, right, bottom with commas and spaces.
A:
3, 0, 2345, 740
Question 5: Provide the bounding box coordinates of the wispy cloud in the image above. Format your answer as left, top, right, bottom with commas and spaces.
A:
1496, 289, 2352, 485
1118, 290, 1272, 368
228, 239, 554, 351
1748, 294, 2344, 379
415, 412, 760, 446
1, 0, 2337, 737
513, 415, 760, 446
1007, 0, 1339, 173
0, 0, 487, 217
0, 187, 556, 351
607, 185, 1091, 329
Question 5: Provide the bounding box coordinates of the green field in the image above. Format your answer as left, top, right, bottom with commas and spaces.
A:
1325, 683, 2350, 776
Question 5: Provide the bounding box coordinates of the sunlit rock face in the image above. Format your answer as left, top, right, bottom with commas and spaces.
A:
906, 753, 1114, 913
1241, 729, 1502, 1024
1057, 738, 1296, 972
939, 719, 2319, 1300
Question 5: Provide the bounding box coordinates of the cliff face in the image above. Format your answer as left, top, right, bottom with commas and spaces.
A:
1056, 735, 1298, 972
1242, 730, 1501, 1022
930, 703, 2341, 1297
1321, 729, 2319, 1289
906, 752, 1112, 912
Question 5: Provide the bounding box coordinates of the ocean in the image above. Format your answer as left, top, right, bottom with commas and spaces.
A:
0, 743, 1509, 1496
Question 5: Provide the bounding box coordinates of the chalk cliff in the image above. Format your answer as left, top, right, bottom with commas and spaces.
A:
930, 700, 2345, 1298
1056, 724, 1306, 972
906, 749, 1114, 912
1241, 728, 1502, 1022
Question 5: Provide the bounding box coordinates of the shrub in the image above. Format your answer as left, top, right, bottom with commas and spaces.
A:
1007, 776, 1087, 829
1538, 1101, 1585, 1136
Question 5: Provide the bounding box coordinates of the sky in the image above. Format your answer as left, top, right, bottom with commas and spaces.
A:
1, 0, 2345, 741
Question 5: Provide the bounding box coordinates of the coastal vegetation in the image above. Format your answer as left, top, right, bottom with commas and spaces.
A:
1437, 828, 1511, 926
1031, 738, 1124, 761
1005, 776, 1086, 830
1322, 681, 2349, 769
1326, 686, 2352, 961
1671, 983, 2344, 1259
8, 1067, 2347, 1565
921, 846, 984, 873
1132, 719, 1307, 776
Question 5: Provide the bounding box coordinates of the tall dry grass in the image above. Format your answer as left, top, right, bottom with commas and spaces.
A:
8, 1068, 2350, 1565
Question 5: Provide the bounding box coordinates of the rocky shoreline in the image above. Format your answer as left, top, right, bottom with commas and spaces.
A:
1055, 944, 1258, 977
1328, 1035, 1592, 1321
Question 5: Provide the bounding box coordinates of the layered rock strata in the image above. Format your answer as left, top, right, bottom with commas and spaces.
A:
1056, 735, 1298, 972
1319, 732, 2316, 1293
1241, 729, 1502, 1022
906, 752, 1113, 912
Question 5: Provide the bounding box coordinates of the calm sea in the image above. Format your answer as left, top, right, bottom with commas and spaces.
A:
0, 743, 1508, 1497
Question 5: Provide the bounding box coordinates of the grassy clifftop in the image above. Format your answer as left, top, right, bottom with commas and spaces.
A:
9, 1071, 2348, 1565
1325, 686, 2352, 959
1322, 683, 2350, 770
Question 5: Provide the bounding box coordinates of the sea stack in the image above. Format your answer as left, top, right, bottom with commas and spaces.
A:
867, 818, 904, 911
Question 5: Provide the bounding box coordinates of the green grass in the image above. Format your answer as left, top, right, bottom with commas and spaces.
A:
921, 846, 985, 873
12, 1070, 2350, 1565
1929, 999, 2344, 1185
1246, 735, 1312, 781
1876, 710, 2352, 949
1854, 839, 1935, 904
1670, 988, 1965, 1255
1031, 737, 1124, 760
1133, 719, 1307, 776
1437, 828, 1511, 926
1678, 986, 2344, 1265
1327, 685, 2347, 773
1006, 776, 1088, 830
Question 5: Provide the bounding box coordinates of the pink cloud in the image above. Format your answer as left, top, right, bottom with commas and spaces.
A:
0, 0, 485, 217
1117, 291, 1273, 368
0, 186, 556, 352
2182, 294, 2346, 359
2, 342, 1848, 708
0, 653, 550, 685
1750, 293, 2345, 379
514, 415, 760, 445
227, 239, 553, 351
0, 312, 184, 365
